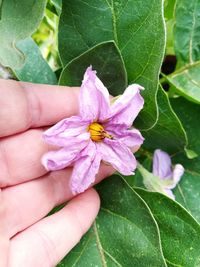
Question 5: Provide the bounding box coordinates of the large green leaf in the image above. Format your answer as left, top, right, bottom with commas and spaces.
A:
142, 86, 187, 154
166, 0, 200, 103
0, 0, 46, 69
174, 170, 200, 224
58, 175, 167, 267
59, 41, 127, 96
14, 38, 57, 84
58, 0, 165, 129
171, 97, 200, 223
136, 188, 200, 267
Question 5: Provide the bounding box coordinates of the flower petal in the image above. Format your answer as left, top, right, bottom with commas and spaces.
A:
165, 164, 185, 190
98, 139, 136, 175
109, 84, 144, 127
70, 141, 101, 194
43, 116, 90, 147
79, 66, 110, 122
42, 146, 81, 171
153, 149, 172, 179
173, 164, 184, 183
104, 123, 144, 148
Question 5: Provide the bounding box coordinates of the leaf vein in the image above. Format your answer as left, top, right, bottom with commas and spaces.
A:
103, 249, 123, 267
120, 2, 154, 52
93, 221, 107, 267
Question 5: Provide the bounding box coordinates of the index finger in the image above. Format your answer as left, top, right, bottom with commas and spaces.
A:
0, 79, 79, 137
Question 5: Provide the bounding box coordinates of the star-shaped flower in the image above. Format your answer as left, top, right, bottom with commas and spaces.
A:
42, 66, 144, 194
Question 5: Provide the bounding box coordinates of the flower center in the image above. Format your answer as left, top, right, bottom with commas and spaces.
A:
88, 122, 113, 142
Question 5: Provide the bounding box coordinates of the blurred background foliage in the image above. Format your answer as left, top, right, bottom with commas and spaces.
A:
32, 0, 61, 71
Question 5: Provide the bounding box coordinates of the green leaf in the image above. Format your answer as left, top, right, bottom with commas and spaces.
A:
184, 148, 198, 160
165, 0, 200, 103
58, 0, 165, 129
171, 97, 200, 169
13, 38, 57, 84
170, 97, 200, 223
59, 41, 127, 96
174, 0, 200, 65
174, 171, 200, 224
136, 188, 200, 267
166, 63, 200, 104
142, 86, 187, 154
59, 175, 167, 267
0, 0, 47, 69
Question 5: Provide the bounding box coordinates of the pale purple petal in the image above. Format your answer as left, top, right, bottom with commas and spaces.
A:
98, 139, 136, 175
104, 123, 144, 147
165, 164, 185, 190
70, 141, 101, 194
43, 116, 90, 147
42, 133, 90, 171
153, 149, 172, 179
173, 164, 184, 183
42, 146, 81, 171
109, 84, 144, 127
163, 189, 175, 200
79, 66, 110, 122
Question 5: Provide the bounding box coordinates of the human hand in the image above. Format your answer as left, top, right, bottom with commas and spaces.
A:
0, 80, 113, 267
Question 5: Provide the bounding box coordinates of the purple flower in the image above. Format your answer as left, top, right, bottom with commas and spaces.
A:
152, 149, 184, 199
42, 66, 144, 194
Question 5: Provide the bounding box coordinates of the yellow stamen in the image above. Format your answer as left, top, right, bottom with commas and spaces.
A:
88, 122, 113, 142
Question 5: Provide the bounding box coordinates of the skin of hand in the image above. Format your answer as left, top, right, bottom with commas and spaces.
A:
0, 79, 114, 267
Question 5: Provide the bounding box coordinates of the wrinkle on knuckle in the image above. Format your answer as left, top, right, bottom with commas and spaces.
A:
15, 82, 30, 131
20, 82, 42, 128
